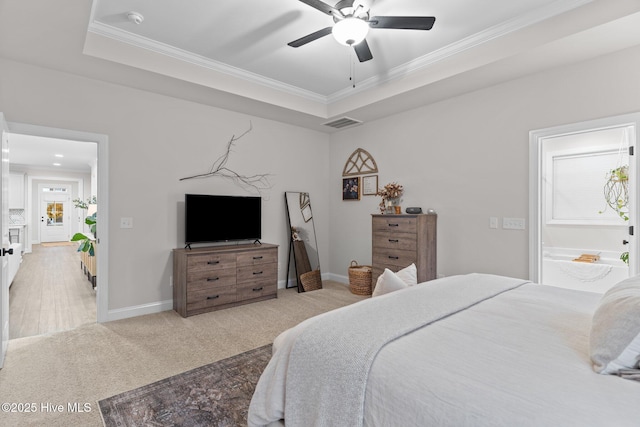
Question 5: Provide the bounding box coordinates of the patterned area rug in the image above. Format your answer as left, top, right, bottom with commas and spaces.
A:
99, 344, 272, 427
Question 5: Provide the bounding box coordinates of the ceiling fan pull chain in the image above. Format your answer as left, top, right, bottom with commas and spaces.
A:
350, 49, 357, 88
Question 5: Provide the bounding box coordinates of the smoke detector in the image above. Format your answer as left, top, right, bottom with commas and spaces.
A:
127, 11, 144, 25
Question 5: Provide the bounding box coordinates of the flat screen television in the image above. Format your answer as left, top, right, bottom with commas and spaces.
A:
185, 194, 261, 245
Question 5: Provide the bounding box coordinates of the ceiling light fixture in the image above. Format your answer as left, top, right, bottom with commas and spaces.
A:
53, 163, 61, 166
332, 17, 369, 46
54, 154, 64, 158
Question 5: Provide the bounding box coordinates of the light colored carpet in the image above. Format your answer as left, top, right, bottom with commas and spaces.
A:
0, 281, 366, 427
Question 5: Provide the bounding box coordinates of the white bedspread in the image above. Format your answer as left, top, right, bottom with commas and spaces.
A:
248, 274, 640, 427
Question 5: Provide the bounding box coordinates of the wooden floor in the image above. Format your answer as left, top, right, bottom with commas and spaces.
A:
8, 243, 96, 339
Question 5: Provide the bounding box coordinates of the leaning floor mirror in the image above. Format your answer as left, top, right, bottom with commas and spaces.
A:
285, 192, 321, 292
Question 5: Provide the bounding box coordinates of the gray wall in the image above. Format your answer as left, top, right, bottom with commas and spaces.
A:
328, 44, 640, 280
2, 42, 640, 318
0, 58, 330, 312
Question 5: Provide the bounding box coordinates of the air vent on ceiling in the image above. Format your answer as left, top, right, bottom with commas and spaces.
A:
323, 117, 363, 129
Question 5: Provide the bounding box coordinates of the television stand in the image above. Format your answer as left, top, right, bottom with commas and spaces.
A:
173, 243, 278, 317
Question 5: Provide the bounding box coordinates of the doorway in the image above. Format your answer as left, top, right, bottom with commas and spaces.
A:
3, 120, 109, 330
529, 113, 640, 292
39, 183, 72, 243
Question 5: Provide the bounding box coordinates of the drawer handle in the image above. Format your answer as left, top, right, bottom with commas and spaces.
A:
207, 295, 220, 300
388, 256, 399, 260
253, 256, 263, 260
252, 286, 264, 292
388, 223, 399, 227
253, 271, 263, 275
388, 239, 399, 243
207, 261, 220, 265
207, 277, 219, 282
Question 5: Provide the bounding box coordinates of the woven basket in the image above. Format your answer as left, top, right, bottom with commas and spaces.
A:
348, 260, 372, 296
300, 269, 322, 292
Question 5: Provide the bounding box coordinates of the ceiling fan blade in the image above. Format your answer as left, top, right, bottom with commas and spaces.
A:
288, 27, 333, 48
298, 0, 341, 16
368, 16, 436, 30
353, 39, 373, 62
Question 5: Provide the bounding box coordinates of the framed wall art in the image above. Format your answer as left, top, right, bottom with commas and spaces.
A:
342, 177, 360, 201
362, 175, 378, 196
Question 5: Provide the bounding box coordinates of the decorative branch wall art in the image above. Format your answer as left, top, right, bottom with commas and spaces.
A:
180, 122, 272, 194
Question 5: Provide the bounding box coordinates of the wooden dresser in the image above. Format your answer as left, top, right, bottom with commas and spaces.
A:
173, 243, 278, 317
372, 214, 437, 286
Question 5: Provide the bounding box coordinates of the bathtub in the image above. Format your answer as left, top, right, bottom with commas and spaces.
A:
541, 247, 628, 293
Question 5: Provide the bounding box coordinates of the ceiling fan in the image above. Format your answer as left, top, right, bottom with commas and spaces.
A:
288, 0, 436, 62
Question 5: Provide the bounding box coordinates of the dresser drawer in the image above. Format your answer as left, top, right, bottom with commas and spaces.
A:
372, 216, 417, 234
237, 249, 277, 266
373, 231, 417, 251
237, 280, 277, 300
187, 253, 236, 272
173, 243, 279, 317
186, 285, 236, 311
373, 249, 417, 270
187, 267, 236, 291
237, 263, 277, 283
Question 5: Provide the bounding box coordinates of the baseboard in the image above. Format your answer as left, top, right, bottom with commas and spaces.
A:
107, 274, 349, 322
106, 299, 173, 322
326, 272, 349, 285
279, 273, 349, 289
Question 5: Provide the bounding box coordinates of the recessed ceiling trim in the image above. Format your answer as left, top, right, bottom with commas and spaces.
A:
87, 21, 329, 105
327, 0, 594, 103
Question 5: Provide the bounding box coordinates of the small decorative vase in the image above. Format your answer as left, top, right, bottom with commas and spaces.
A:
394, 206, 402, 214
385, 197, 400, 214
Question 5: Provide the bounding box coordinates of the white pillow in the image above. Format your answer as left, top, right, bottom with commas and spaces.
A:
590, 275, 640, 374
395, 263, 417, 286
373, 263, 417, 295
372, 268, 409, 297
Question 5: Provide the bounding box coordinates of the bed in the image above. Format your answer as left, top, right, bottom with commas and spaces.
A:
248, 273, 640, 427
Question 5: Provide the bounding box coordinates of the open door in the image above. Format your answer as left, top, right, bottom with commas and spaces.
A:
529, 113, 640, 290
0, 113, 10, 368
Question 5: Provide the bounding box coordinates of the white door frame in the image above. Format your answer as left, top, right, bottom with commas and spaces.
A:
7, 121, 109, 323
0, 113, 9, 368
529, 112, 640, 283
26, 177, 84, 251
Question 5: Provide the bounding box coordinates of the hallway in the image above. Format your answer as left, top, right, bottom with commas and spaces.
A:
8, 243, 96, 339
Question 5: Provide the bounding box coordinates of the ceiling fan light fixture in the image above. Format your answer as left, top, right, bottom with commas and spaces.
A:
332, 17, 369, 46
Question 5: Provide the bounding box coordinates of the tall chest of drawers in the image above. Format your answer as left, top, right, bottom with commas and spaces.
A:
372, 214, 437, 286
173, 243, 278, 317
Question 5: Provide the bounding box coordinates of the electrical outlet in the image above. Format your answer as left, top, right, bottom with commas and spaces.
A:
503, 217, 526, 230
120, 217, 133, 228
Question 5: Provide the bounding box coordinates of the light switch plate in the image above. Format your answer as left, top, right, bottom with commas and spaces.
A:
503, 217, 525, 230
489, 217, 498, 229
120, 217, 133, 229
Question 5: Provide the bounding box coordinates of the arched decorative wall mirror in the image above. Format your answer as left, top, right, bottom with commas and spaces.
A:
285, 192, 320, 292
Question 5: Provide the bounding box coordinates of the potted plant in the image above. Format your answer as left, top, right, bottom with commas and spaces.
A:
376, 182, 404, 214
600, 165, 629, 264
71, 196, 97, 256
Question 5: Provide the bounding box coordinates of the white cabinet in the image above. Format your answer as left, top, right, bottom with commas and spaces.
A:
9, 172, 25, 209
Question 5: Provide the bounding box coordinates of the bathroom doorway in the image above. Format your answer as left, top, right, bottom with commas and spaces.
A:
530, 113, 640, 293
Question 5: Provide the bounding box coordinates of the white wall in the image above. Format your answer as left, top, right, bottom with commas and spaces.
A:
2, 43, 640, 317
328, 44, 640, 281
0, 58, 330, 312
